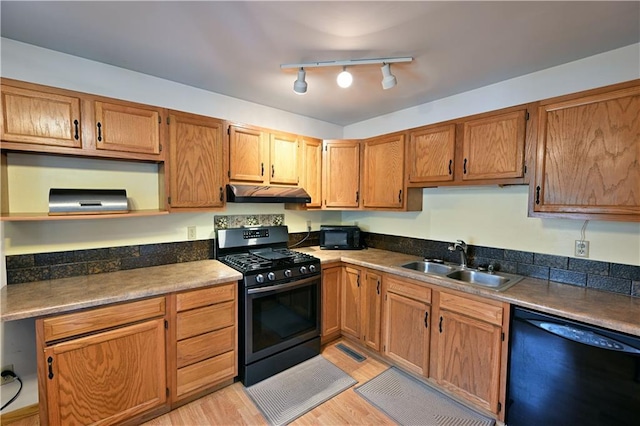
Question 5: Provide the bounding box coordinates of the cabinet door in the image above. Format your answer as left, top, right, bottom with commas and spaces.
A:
270, 132, 299, 185
408, 124, 456, 183
461, 110, 526, 180
1, 85, 82, 148
228, 125, 268, 183
383, 291, 430, 376
534, 85, 640, 218
94, 101, 162, 155
300, 137, 322, 207
362, 134, 405, 208
44, 319, 166, 425
340, 266, 361, 338
321, 266, 341, 339
361, 270, 382, 351
168, 111, 225, 209
323, 140, 360, 208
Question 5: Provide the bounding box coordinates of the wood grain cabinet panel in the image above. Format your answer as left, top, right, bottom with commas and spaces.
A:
340, 266, 382, 351
270, 132, 299, 185
0, 84, 82, 148
168, 111, 225, 210
461, 109, 526, 181
300, 137, 323, 208
407, 124, 456, 184
176, 301, 235, 340
532, 82, 640, 221
362, 133, 405, 208
176, 351, 235, 398
323, 140, 361, 208
176, 283, 235, 312
321, 265, 341, 342
228, 125, 268, 183
340, 266, 361, 338
177, 326, 235, 368
94, 101, 162, 155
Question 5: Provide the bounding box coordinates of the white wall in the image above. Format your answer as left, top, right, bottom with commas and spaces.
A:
343, 43, 640, 266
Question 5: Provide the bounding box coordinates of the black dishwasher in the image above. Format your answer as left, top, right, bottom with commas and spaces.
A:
506, 307, 640, 426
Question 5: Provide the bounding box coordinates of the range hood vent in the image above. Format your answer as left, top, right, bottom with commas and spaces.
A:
226, 184, 311, 203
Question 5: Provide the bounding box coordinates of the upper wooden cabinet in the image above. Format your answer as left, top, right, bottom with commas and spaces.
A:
94, 101, 162, 155
407, 106, 531, 187
1, 79, 166, 162
1, 84, 82, 149
168, 111, 226, 210
407, 124, 456, 184
323, 139, 361, 208
228, 124, 299, 185
299, 137, 322, 208
362, 133, 406, 209
461, 109, 526, 181
531, 80, 640, 222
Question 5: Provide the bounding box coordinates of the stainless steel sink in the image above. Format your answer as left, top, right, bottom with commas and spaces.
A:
446, 269, 523, 291
401, 261, 456, 275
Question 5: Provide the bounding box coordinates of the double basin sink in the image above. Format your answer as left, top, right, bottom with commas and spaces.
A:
400, 260, 524, 291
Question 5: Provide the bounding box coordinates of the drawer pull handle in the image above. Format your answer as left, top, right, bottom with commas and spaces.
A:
47, 356, 54, 380
97, 122, 102, 142
73, 119, 79, 140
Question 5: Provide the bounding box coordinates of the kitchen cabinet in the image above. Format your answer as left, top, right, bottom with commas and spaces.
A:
432, 290, 509, 416
531, 80, 640, 222
228, 124, 299, 185
169, 282, 237, 406
340, 266, 382, 351
167, 111, 226, 210
35, 297, 168, 426
407, 124, 456, 184
362, 133, 409, 209
299, 136, 323, 208
323, 139, 361, 208
382, 274, 432, 376
321, 265, 341, 343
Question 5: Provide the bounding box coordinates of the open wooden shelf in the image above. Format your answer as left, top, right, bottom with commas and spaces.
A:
0, 209, 169, 222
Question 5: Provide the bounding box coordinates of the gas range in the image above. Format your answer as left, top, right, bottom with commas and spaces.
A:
215, 226, 321, 288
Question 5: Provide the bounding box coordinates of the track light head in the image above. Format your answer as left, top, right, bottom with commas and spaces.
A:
381, 63, 397, 90
293, 68, 307, 94
336, 66, 353, 88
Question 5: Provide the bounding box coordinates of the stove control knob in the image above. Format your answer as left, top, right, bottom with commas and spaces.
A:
299, 266, 307, 275
284, 269, 292, 278
267, 272, 276, 281
255, 274, 265, 284
309, 265, 317, 273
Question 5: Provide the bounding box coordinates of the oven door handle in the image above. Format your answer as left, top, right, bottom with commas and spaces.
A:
247, 275, 319, 294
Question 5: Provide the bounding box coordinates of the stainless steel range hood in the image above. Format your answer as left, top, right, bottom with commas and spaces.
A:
226, 184, 311, 203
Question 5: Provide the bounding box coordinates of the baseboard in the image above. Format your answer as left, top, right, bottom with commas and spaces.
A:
0, 403, 39, 424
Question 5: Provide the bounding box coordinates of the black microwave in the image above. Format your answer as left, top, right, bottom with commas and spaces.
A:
319, 225, 362, 250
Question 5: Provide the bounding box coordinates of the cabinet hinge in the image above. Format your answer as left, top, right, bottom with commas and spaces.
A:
168, 196, 171, 205
166, 116, 170, 125
383, 345, 386, 352
158, 116, 162, 124
166, 388, 170, 397
501, 332, 505, 341
497, 401, 502, 412
164, 320, 168, 329
227, 170, 231, 178
525, 111, 530, 121
159, 144, 162, 152
524, 164, 527, 174
324, 145, 327, 151
227, 127, 231, 135
384, 294, 387, 301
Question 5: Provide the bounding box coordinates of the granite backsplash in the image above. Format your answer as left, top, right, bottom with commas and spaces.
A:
5, 231, 639, 298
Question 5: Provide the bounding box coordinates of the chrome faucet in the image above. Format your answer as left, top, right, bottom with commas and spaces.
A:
448, 240, 468, 268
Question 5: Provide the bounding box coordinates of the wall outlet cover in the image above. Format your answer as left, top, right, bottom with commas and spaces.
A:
575, 240, 590, 258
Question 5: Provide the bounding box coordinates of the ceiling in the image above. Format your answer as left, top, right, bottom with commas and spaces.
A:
1, 1, 639, 126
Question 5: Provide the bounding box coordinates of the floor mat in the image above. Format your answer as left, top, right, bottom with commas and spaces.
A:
355, 367, 495, 426
244, 355, 357, 426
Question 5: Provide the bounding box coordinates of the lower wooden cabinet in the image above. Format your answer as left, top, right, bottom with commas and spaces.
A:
340, 265, 382, 351
432, 290, 509, 417
36, 297, 168, 426
382, 274, 432, 376
321, 265, 341, 343
170, 282, 237, 405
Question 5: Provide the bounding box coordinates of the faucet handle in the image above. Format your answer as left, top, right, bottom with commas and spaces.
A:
456, 239, 467, 248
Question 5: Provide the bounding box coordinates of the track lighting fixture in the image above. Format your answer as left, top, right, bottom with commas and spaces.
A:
281, 56, 412, 93
336, 67, 353, 88
381, 63, 397, 90
293, 67, 307, 94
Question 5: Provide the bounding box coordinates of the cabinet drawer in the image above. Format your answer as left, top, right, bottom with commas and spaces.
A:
177, 326, 235, 368
176, 283, 235, 312
439, 292, 503, 326
176, 350, 236, 397
176, 301, 235, 340
43, 297, 166, 343
385, 275, 431, 303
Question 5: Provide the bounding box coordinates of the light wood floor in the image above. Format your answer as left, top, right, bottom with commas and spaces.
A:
7, 340, 396, 426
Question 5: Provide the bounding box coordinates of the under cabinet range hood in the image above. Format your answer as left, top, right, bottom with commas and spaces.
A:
226, 184, 311, 203
49, 188, 129, 215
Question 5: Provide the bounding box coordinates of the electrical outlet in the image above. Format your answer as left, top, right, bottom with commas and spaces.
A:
187, 226, 196, 240
1, 364, 15, 386
575, 240, 590, 258
306, 220, 311, 231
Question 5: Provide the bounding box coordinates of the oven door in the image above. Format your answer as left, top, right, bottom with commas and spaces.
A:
245, 274, 321, 364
